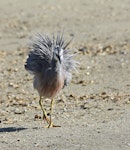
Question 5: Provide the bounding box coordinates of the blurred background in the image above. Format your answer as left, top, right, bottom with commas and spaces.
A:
0, 0, 130, 51
0, 0, 130, 149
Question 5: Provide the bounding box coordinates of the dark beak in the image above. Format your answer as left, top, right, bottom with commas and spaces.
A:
57, 55, 61, 63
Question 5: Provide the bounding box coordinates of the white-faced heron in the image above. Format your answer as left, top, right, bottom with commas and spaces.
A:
25, 33, 76, 128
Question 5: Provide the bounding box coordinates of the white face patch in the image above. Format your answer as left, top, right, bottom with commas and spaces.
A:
53, 46, 63, 62
59, 48, 63, 61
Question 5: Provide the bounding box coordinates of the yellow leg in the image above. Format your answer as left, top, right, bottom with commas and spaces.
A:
48, 99, 54, 128
39, 97, 61, 128
39, 97, 50, 124
48, 99, 61, 128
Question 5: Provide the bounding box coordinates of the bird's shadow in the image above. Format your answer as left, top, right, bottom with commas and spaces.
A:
0, 127, 27, 133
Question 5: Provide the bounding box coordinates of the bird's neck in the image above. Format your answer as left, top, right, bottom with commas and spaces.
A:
52, 60, 62, 74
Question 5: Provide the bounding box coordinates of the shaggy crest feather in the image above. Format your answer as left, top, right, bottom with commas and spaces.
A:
25, 33, 76, 86
25, 33, 77, 127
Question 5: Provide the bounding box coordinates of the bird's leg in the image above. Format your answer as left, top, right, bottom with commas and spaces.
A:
48, 99, 54, 127
48, 99, 61, 128
39, 97, 50, 125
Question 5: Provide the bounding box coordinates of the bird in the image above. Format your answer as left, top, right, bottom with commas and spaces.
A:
25, 33, 76, 128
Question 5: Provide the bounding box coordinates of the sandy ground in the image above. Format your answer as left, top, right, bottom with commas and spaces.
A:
0, 0, 130, 149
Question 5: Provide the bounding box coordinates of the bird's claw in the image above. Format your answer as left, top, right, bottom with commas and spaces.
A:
43, 115, 61, 128
48, 123, 61, 128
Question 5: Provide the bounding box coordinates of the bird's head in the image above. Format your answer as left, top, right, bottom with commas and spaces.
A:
53, 45, 63, 63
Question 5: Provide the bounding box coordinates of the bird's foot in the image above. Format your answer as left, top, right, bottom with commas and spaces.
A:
48, 122, 61, 128
43, 114, 61, 128
43, 114, 50, 124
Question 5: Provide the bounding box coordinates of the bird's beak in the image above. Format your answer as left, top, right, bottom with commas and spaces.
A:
57, 55, 61, 63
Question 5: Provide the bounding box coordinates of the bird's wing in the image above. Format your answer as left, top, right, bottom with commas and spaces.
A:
62, 50, 76, 87
25, 34, 53, 74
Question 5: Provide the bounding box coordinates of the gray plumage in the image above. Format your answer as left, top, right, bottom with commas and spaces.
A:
25, 33, 76, 98
25, 33, 76, 127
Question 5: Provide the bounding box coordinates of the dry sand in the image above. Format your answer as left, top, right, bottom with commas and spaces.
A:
0, 0, 130, 149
